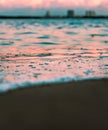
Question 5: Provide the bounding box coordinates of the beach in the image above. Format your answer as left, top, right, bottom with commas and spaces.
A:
0, 19, 108, 129
0, 79, 108, 130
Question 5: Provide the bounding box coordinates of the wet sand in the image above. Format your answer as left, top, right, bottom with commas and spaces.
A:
0, 79, 108, 130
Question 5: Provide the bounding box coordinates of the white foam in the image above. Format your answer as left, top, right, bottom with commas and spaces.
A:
0, 76, 107, 93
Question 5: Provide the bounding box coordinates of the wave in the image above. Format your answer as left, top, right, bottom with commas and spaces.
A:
0, 76, 107, 93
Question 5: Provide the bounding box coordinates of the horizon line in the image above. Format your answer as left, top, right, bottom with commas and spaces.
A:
0, 15, 108, 19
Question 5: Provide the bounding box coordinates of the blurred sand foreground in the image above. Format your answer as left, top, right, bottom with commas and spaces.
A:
0, 79, 108, 130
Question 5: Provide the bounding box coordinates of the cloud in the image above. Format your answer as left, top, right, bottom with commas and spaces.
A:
0, 0, 107, 16
0, 0, 107, 8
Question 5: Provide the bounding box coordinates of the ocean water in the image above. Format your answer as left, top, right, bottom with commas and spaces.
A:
0, 19, 108, 92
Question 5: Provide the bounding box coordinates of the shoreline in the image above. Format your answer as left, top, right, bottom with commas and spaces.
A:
0, 16, 108, 19
0, 78, 108, 129
0, 77, 108, 93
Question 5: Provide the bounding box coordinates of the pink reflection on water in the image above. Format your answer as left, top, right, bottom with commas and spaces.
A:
0, 19, 108, 87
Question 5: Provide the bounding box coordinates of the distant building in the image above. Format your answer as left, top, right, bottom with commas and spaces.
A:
45, 10, 51, 17
67, 10, 74, 18
85, 10, 96, 17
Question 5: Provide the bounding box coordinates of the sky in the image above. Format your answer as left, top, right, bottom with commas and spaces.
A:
0, 0, 108, 16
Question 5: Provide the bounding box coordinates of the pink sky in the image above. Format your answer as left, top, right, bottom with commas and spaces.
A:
0, 0, 108, 8
0, 0, 107, 15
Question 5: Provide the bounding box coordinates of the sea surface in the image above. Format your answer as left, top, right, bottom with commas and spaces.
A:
0, 19, 108, 92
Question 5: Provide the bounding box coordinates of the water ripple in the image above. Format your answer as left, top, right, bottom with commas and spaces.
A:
0, 19, 108, 92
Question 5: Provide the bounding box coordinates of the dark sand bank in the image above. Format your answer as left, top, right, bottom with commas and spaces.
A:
0, 79, 108, 130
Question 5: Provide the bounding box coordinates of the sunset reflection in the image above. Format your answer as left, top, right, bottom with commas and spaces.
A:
0, 19, 108, 92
